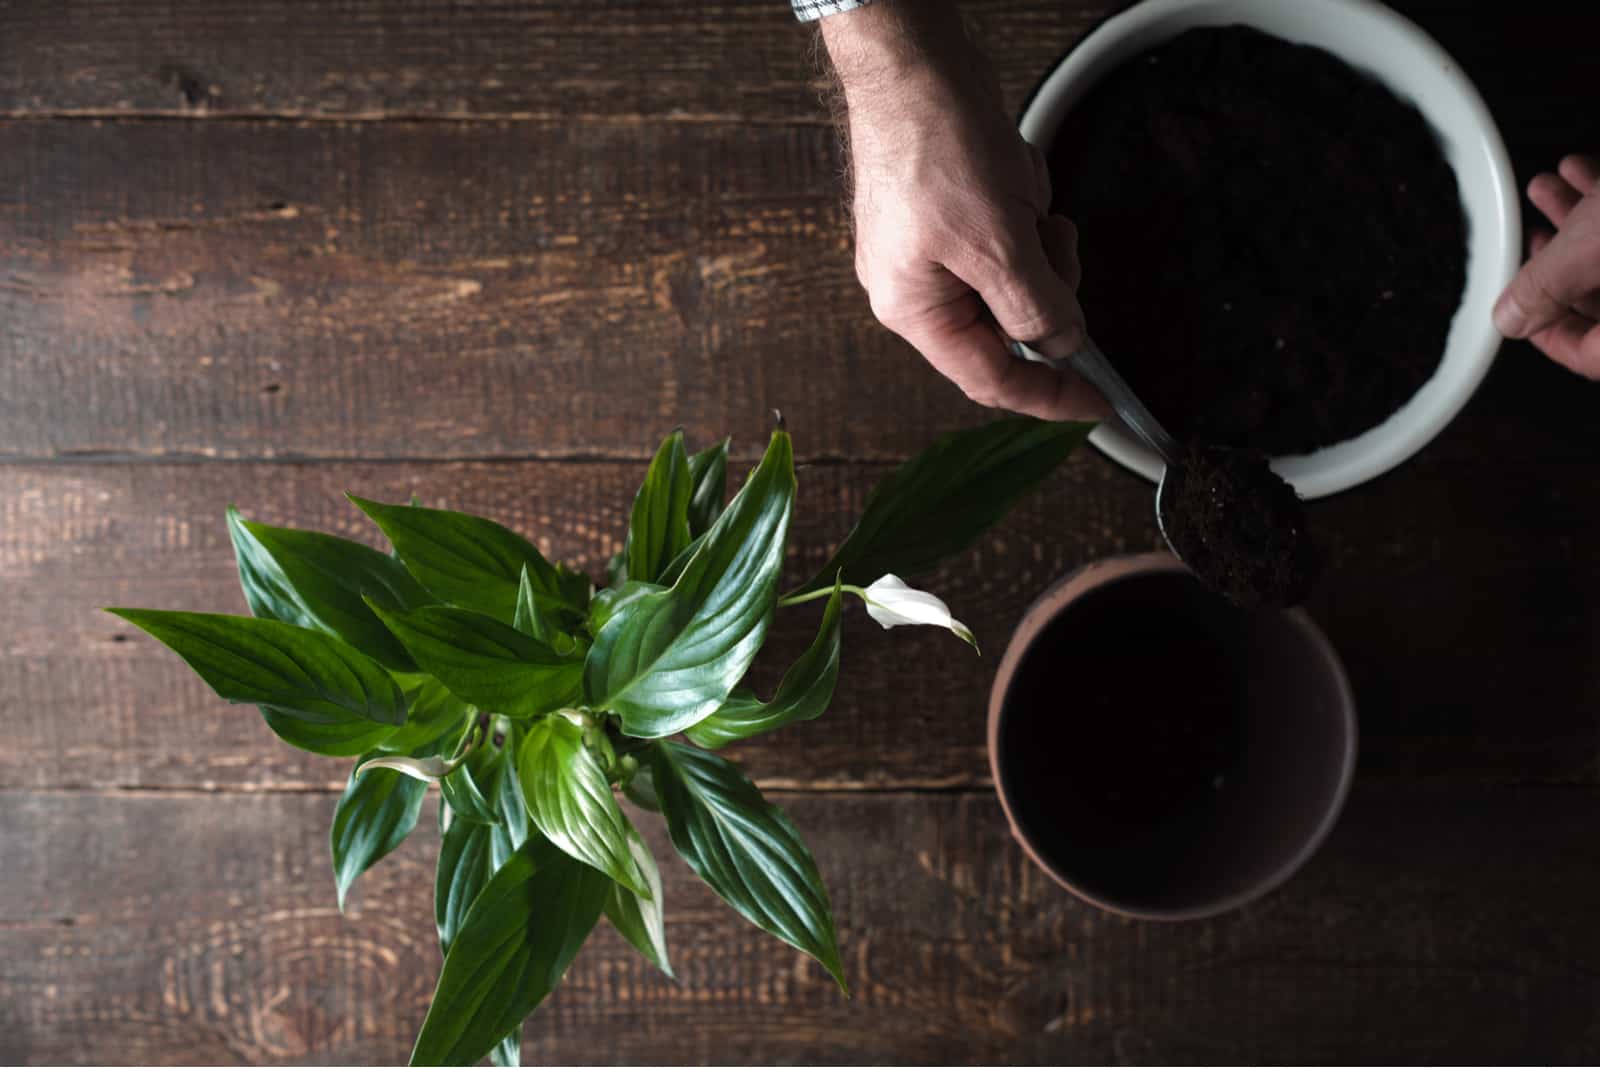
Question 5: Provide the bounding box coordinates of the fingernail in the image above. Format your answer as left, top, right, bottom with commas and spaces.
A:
1493, 292, 1530, 338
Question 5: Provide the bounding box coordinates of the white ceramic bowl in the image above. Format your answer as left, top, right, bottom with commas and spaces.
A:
1019, 0, 1520, 499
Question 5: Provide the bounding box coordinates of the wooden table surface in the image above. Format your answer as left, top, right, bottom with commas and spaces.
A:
3, 1, 1599, 1063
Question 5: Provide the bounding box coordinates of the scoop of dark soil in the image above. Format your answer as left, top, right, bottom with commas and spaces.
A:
1159, 444, 1318, 608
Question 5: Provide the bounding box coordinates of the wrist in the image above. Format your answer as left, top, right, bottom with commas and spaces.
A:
819, 1, 977, 102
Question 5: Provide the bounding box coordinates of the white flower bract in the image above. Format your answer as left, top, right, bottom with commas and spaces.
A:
860, 574, 977, 650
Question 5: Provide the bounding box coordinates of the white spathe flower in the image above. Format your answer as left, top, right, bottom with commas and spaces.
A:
860, 574, 978, 651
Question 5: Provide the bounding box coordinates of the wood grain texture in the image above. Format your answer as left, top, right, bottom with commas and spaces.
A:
5, 359, 1600, 794
0, 117, 982, 463
7, 785, 1600, 1065
0, 1, 1115, 121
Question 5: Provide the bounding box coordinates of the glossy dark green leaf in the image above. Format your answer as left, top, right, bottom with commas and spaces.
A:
655, 532, 704, 587
514, 565, 581, 656
603, 823, 672, 978
796, 418, 1093, 593
518, 716, 649, 896
585, 430, 795, 738
434, 813, 496, 956
685, 578, 843, 749
369, 602, 583, 718
107, 609, 407, 727
378, 676, 472, 755
622, 761, 661, 812
332, 753, 429, 911
686, 438, 730, 537
440, 724, 503, 826
585, 580, 664, 638
648, 742, 845, 990
411, 838, 610, 1067
496, 725, 532, 852
226, 507, 434, 671
624, 430, 694, 585
259, 708, 396, 757
349, 495, 575, 623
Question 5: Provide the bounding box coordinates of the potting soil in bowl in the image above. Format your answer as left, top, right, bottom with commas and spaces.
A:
1050, 25, 1468, 456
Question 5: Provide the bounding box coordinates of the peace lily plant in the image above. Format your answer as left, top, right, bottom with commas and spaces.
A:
110, 417, 1088, 1066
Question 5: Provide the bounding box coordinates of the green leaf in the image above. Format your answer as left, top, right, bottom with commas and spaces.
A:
796, 418, 1092, 593
603, 823, 672, 978
332, 753, 429, 911
625, 430, 694, 585
514, 565, 581, 656
107, 609, 407, 727
435, 814, 496, 956
586, 430, 796, 738
622, 762, 661, 812
647, 742, 845, 990
586, 580, 664, 638
440, 724, 503, 826
226, 507, 435, 672
685, 578, 843, 749
379, 676, 472, 755
348, 496, 575, 623
411, 839, 610, 1067
686, 438, 730, 537
518, 716, 650, 896
492, 1029, 521, 1068
259, 708, 396, 757
368, 602, 583, 718
496, 725, 532, 852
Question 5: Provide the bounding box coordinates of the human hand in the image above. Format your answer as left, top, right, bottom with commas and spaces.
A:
819, 2, 1109, 421
1493, 153, 1600, 377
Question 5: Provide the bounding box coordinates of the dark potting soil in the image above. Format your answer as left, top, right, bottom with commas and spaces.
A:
1158, 443, 1319, 608
996, 571, 1248, 899
1050, 25, 1468, 455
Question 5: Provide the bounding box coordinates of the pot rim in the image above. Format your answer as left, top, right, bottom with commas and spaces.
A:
986, 553, 1358, 920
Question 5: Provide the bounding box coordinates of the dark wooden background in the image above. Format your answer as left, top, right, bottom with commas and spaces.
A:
3, 1, 1600, 1063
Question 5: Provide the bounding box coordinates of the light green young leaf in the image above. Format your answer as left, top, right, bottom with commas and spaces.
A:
685, 578, 842, 749
518, 716, 650, 897
602, 823, 672, 978
647, 742, 845, 990
585, 430, 796, 738
686, 438, 730, 537
411, 839, 610, 1067
368, 602, 583, 718
624, 430, 694, 585
795, 418, 1092, 593
226, 507, 435, 671
331, 753, 429, 911
107, 609, 407, 727
348, 496, 576, 623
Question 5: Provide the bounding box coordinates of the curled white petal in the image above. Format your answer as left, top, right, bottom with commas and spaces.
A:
357, 751, 466, 783
860, 574, 978, 650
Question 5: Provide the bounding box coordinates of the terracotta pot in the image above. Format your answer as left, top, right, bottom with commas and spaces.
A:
987, 553, 1357, 920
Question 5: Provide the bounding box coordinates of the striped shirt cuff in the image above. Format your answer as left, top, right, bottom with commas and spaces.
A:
792, 0, 877, 22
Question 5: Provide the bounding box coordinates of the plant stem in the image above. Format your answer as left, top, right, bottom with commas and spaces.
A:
776, 584, 866, 608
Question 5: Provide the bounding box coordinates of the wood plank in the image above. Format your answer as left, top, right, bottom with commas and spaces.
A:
6, 369, 1600, 792
6, 784, 1600, 1064
2, 117, 1001, 463
0, 1, 1117, 122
